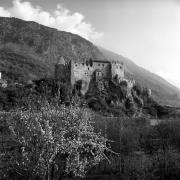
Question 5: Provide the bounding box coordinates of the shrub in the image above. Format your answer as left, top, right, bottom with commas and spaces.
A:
1, 101, 107, 180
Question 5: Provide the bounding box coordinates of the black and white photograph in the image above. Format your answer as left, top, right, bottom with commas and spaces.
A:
0, 0, 180, 179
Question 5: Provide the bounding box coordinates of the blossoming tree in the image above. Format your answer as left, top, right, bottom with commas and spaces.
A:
2, 101, 107, 180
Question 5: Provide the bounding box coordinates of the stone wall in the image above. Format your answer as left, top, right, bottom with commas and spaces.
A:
71, 61, 94, 95
93, 61, 111, 78
71, 60, 112, 94
111, 62, 124, 80
72, 62, 94, 83
71, 61, 111, 84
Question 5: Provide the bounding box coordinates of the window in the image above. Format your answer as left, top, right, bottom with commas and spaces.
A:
102, 64, 104, 67
89, 58, 93, 67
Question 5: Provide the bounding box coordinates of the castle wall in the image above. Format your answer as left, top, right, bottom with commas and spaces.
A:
71, 61, 112, 94
72, 62, 94, 82
55, 59, 125, 95
71, 62, 95, 95
93, 61, 110, 79
95, 70, 103, 82
111, 62, 124, 80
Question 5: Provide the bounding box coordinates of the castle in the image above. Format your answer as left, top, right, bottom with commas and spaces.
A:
55, 57, 125, 94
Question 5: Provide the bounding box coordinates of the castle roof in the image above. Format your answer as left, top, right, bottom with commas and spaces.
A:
93, 60, 110, 64
93, 59, 123, 65
57, 56, 65, 65
111, 61, 124, 65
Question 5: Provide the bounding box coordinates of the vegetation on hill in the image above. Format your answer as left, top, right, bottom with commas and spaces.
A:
0, 74, 179, 120
0, 17, 180, 106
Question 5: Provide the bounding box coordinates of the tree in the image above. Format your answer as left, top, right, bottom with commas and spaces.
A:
2, 100, 107, 180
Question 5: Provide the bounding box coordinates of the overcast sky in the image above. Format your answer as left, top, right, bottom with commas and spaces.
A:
0, 0, 180, 89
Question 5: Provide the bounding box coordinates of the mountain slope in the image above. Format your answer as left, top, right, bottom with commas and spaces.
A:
98, 47, 180, 106
0, 17, 180, 106
0, 17, 105, 81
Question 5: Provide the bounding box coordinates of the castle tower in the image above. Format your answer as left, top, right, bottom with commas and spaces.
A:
54, 56, 67, 82
111, 61, 124, 82
58, 56, 65, 65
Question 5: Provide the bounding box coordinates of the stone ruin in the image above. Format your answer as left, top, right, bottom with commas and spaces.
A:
55, 57, 125, 94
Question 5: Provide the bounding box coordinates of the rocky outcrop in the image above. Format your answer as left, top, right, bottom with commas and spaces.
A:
85, 77, 146, 117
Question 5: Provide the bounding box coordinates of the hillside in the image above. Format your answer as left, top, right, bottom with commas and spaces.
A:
98, 47, 180, 106
0, 17, 105, 82
0, 17, 180, 106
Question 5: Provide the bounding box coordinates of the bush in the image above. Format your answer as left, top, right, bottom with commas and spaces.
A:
1, 100, 107, 180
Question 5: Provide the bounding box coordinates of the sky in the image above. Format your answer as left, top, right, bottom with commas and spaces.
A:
0, 0, 180, 89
